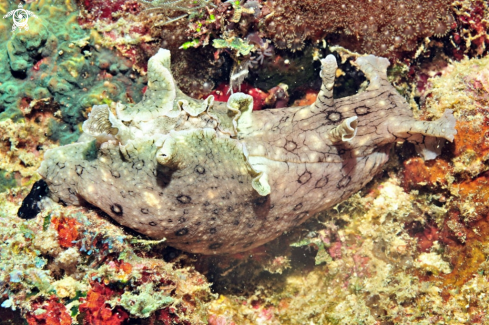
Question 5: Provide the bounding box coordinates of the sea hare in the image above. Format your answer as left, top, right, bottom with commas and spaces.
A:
38, 49, 456, 254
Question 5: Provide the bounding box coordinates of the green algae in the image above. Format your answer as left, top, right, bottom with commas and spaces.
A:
213, 37, 254, 56
118, 283, 174, 318
0, 169, 17, 192
46, 119, 80, 145
42, 214, 51, 231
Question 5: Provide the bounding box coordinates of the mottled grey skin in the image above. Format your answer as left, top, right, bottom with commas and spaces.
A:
38, 49, 456, 254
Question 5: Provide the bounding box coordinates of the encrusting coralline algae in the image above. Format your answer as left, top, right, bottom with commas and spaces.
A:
38, 49, 456, 254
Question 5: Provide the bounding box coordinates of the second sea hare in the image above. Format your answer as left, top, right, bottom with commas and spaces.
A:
38, 49, 456, 254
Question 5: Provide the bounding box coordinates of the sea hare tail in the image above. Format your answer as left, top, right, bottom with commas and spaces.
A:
396, 109, 457, 141
394, 109, 457, 160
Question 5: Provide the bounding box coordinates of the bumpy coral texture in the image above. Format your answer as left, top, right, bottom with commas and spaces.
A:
264, 0, 454, 55
38, 49, 456, 254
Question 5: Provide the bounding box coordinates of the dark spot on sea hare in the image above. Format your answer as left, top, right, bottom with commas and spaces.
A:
111, 204, 123, 216
177, 195, 191, 204
175, 228, 188, 236
208, 242, 222, 250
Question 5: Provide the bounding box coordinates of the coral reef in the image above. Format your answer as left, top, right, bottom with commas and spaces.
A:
73, 0, 489, 98
262, 0, 455, 56
0, 0, 145, 134
452, 0, 489, 58
0, 0, 147, 240
75, 0, 150, 71
0, 192, 214, 324
204, 172, 489, 324
75, 0, 225, 98
74, 0, 489, 99
182, 0, 484, 58
1, 0, 489, 323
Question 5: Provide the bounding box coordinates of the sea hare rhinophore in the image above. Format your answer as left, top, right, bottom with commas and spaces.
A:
38, 49, 456, 254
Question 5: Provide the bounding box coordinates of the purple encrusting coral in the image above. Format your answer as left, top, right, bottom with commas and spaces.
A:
1, 0, 489, 324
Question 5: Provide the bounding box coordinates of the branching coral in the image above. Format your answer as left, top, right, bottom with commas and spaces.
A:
262, 0, 455, 56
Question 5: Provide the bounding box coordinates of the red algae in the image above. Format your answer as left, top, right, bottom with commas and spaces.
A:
79, 282, 129, 325
210, 83, 288, 111
210, 83, 268, 111
403, 157, 452, 191
51, 216, 80, 248
292, 91, 318, 107
26, 297, 72, 325
453, 112, 489, 159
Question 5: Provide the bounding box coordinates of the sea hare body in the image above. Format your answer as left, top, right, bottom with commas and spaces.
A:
38, 49, 456, 254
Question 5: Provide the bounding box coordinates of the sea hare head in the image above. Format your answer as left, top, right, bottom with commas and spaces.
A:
38, 49, 456, 254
